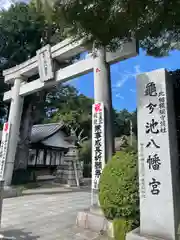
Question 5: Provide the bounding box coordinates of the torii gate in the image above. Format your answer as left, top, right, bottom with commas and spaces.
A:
2, 38, 138, 186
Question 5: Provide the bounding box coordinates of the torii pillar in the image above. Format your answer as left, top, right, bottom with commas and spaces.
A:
4, 77, 24, 186
93, 47, 114, 162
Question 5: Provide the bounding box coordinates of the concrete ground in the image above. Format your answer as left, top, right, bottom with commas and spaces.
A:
0, 190, 108, 240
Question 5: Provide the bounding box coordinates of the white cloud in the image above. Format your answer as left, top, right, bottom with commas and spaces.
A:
130, 89, 136, 93
134, 65, 141, 75
116, 77, 128, 88
114, 64, 142, 90
112, 64, 142, 99
115, 93, 124, 99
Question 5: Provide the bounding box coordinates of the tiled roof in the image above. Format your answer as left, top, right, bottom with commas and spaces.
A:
42, 131, 74, 149
31, 122, 64, 143
0, 123, 75, 149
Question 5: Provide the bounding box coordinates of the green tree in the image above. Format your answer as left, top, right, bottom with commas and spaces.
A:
0, 2, 63, 170
54, 0, 180, 56
30, 0, 65, 44
131, 110, 137, 137
114, 109, 137, 137
0, 2, 83, 172
0, 3, 44, 66
44, 84, 93, 139
0, 2, 46, 130
0, 69, 10, 129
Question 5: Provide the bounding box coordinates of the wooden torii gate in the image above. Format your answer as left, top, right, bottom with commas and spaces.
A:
2, 38, 138, 186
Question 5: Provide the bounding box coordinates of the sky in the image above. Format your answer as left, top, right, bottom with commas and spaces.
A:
2, 0, 180, 112
0, 0, 29, 9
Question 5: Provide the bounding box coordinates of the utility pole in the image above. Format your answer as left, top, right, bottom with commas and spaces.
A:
125, 118, 133, 146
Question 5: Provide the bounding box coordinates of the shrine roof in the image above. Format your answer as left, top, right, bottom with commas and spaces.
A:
31, 123, 75, 149
31, 122, 65, 143
0, 123, 76, 150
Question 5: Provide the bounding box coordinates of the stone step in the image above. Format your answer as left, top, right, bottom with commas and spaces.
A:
36, 175, 56, 182
22, 187, 73, 196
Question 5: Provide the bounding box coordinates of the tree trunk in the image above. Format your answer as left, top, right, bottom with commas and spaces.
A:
14, 99, 33, 170
14, 91, 46, 170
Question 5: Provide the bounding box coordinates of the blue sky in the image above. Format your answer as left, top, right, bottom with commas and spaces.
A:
68, 49, 180, 112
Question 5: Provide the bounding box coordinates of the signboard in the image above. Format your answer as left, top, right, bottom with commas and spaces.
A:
37, 44, 54, 82
0, 122, 10, 180
92, 102, 105, 190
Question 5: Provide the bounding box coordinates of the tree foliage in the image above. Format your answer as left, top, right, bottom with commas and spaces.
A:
0, 2, 47, 128
0, 2, 65, 169
30, 0, 66, 44
42, 83, 137, 139
43, 84, 93, 138
114, 109, 137, 137
0, 2, 45, 67
54, 0, 180, 56
0, 2, 68, 127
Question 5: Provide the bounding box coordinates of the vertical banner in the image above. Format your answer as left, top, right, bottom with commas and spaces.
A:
92, 102, 105, 190
0, 122, 10, 180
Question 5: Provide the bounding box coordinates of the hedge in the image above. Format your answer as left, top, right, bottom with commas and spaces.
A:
98, 150, 139, 239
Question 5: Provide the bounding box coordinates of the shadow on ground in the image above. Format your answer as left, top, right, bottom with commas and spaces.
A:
0, 229, 40, 239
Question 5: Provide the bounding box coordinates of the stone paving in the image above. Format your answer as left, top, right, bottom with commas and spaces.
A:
0, 190, 108, 240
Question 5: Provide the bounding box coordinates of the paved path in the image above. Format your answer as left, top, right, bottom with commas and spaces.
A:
0, 190, 106, 240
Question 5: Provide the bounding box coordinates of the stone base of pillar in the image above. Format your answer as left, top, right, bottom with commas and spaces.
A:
76, 206, 114, 238
3, 186, 21, 199
126, 228, 169, 240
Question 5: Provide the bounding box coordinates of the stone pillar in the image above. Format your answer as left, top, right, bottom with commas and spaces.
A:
93, 47, 114, 162
4, 77, 24, 186
127, 69, 180, 240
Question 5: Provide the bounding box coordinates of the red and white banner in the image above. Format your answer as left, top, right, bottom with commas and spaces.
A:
92, 103, 105, 190
0, 122, 10, 180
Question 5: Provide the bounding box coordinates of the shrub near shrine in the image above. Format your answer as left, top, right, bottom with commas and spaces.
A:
98, 151, 139, 239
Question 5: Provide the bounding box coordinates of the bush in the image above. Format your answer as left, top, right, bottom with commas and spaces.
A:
113, 218, 134, 240
123, 144, 137, 155
121, 136, 137, 154
99, 151, 139, 227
